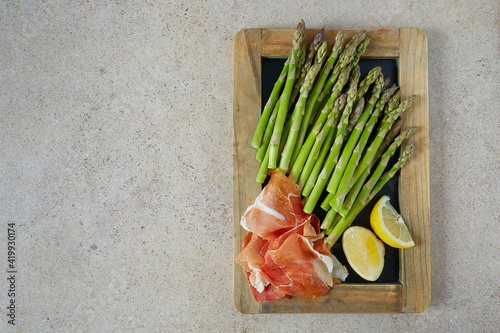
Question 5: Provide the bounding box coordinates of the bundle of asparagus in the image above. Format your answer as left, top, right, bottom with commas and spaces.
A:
251, 21, 417, 246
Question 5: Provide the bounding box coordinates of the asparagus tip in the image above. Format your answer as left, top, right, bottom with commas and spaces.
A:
316, 27, 325, 40
406, 139, 416, 154
406, 126, 417, 137
298, 19, 305, 31
356, 97, 365, 108
392, 118, 403, 131
339, 93, 347, 105
336, 29, 346, 43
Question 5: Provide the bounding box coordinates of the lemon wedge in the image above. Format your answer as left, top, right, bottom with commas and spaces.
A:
370, 196, 415, 249
342, 226, 385, 281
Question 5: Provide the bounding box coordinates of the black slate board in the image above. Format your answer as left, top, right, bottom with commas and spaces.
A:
261, 57, 401, 283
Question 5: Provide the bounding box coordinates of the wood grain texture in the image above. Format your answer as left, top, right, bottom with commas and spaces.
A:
233, 29, 263, 314
398, 28, 431, 313
262, 28, 400, 58
233, 28, 430, 313
260, 284, 402, 314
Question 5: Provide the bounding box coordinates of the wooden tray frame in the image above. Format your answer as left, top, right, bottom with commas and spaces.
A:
233, 28, 430, 313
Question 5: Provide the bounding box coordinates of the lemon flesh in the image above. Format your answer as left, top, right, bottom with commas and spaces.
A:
342, 226, 385, 281
370, 196, 415, 249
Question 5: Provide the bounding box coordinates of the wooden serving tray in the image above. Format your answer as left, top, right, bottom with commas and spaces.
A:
233, 28, 430, 313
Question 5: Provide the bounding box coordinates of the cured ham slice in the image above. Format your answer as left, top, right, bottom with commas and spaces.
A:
268, 233, 332, 298
236, 170, 348, 302
236, 232, 267, 274
241, 170, 306, 240
236, 232, 289, 302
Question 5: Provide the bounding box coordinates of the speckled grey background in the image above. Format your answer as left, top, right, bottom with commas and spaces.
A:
0, 0, 498, 332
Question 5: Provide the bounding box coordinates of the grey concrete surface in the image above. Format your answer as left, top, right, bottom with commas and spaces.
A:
0, 0, 498, 332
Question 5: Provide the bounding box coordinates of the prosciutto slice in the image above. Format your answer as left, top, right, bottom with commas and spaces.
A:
236, 170, 347, 302
236, 232, 289, 302
241, 170, 311, 240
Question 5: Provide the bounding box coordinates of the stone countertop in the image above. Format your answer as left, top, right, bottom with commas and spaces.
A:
0, 1, 498, 332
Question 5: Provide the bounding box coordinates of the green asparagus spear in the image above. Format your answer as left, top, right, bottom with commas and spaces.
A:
251, 56, 290, 148
299, 29, 346, 132
351, 95, 415, 183
256, 144, 271, 183
278, 60, 324, 174
347, 84, 364, 132
370, 141, 415, 198
321, 192, 335, 210
279, 42, 328, 170
337, 119, 405, 211
355, 66, 382, 104
321, 208, 341, 231
326, 73, 384, 195
290, 43, 307, 103
301, 90, 355, 214
301, 97, 347, 197
256, 97, 281, 162
346, 31, 367, 51
325, 211, 342, 234
379, 118, 403, 153
311, 32, 365, 120
291, 62, 355, 181
339, 126, 416, 216
335, 117, 402, 187
326, 141, 415, 245
297, 98, 344, 188
319, 96, 365, 211
281, 46, 310, 153
336, 167, 370, 217
268, 20, 305, 169
289, 63, 351, 174
309, 63, 353, 130
329, 84, 398, 211
351, 38, 370, 70
299, 42, 307, 69
312, 42, 357, 119
383, 77, 391, 89
311, 66, 364, 206
301, 123, 336, 197
382, 90, 401, 123
304, 28, 325, 75
291, 29, 323, 102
